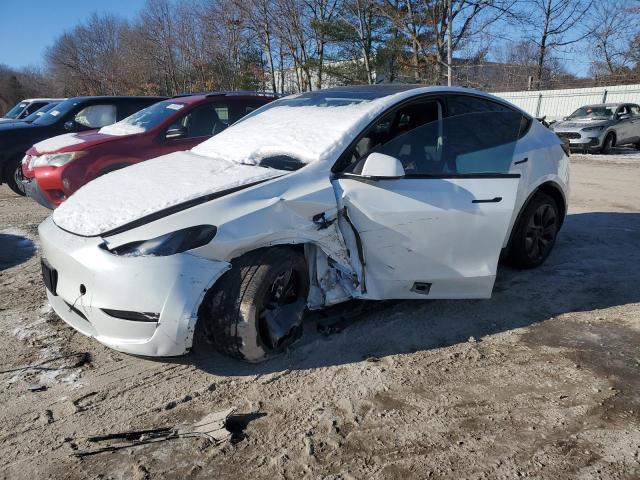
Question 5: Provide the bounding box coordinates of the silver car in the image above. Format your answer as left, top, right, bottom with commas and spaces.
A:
551, 103, 640, 154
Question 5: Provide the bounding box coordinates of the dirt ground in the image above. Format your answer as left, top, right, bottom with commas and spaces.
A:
1, 149, 639, 480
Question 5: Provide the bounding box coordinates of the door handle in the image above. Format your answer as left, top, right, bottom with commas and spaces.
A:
472, 197, 502, 203
514, 157, 528, 165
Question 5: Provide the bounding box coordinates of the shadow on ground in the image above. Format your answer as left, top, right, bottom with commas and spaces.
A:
0, 233, 36, 271
172, 212, 640, 375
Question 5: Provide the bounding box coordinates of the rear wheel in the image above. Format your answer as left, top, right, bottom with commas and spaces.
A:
507, 193, 559, 269
600, 133, 615, 154
4, 158, 26, 196
197, 247, 309, 362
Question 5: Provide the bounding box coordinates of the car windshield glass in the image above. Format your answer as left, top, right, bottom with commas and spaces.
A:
98, 101, 186, 136
568, 106, 615, 120
32, 99, 81, 125
191, 91, 394, 166
23, 103, 59, 122
123, 101, 186, 129
3, 102, 28, 119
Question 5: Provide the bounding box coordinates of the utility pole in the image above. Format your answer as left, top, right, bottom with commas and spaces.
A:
447, 0, 453, 86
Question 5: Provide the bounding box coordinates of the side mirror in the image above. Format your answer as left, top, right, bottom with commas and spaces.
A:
562, 116, 568, 121
64, 120, 75, 131
617, 113, 630, 120
166, 126, 186, 139
361, 152, 405, 178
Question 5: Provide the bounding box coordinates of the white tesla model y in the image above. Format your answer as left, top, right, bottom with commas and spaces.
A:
39, 85, 569, 361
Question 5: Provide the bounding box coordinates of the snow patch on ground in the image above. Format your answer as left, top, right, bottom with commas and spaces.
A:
34, 133, 86, 153
99, 121, 146, 136
192, 99, 389, 165
53, 151, 285, 236
9, 304, 84, 388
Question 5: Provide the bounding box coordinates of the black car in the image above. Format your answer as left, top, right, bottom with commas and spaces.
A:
0, 96, 166, 195
0, 102, 64, 126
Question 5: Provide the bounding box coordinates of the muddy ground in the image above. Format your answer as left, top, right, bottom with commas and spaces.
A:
0, 150, 639, 479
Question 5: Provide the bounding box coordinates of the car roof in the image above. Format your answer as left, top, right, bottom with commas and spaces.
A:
583, 103, 633, 108
66, 96, 168, 102
169, 91, 278, 104
22, 98, 66, 102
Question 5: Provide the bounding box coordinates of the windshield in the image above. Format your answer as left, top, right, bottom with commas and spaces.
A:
23, 103, 59, 122
33, 99, 81, 126
99, 101, 185, 136
192, 90, 394, 166
3, 102, 28, 119
568, 106, 615, 120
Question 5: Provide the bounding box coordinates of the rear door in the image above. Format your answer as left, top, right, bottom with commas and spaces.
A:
332, 95, 524, 300
629, 104, 640, 143
615, 105, 633, 143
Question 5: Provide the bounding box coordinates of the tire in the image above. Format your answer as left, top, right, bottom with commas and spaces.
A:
4, 157, 26, 196
507, 193, 560, 269
600, 132, 615, 154
197, 247, 309, 362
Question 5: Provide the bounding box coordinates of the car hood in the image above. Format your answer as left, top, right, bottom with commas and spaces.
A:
552, 119, 611, 130
32, 130, 117, 154
52, 150, 285, 237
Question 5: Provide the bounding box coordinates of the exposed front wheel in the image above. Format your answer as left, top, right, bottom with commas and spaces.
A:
507, 193, 560, 269
600, 133, 614, 154
5, 159, 26, 196
197, 247, 309, 362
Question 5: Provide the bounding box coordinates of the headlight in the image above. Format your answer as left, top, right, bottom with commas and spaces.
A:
31, 151, 87, 168
582, 125, 605, 132
103, 225, 218, 257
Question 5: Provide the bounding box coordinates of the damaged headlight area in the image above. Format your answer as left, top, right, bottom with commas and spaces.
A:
102, 225, 217, 257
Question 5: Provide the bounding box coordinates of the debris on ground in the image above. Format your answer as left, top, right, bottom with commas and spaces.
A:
72, 408, 236, 457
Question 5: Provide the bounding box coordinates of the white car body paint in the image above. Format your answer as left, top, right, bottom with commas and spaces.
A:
39, 86, 569, 356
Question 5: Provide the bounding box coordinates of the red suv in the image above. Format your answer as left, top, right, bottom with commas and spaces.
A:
22, 92, 276, 209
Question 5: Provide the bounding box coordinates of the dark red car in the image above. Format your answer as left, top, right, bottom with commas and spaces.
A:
22, 92, 276, 209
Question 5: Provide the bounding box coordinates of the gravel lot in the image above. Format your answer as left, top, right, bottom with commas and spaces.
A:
1, 150, 639, 479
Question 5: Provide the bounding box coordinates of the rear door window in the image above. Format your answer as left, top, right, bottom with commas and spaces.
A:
75, 104, 117, 128
169, 103, 230, 138
443, 95, 527, 174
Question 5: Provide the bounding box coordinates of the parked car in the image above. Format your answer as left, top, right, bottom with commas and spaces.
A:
551, 103, 640, 153
39, 85, 569, 361
0, 98, 64, 123
0, 101, 64, 126
0, 96, 166, 195
21, 92, 277, 209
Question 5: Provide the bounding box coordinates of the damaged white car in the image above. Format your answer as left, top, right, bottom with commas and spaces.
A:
39, 85, 569, 361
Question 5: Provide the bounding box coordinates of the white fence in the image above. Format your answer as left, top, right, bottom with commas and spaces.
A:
494, 84, 640, 121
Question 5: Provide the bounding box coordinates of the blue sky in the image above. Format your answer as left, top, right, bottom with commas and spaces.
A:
0, 0, 147, 69
0, 0, 592, 76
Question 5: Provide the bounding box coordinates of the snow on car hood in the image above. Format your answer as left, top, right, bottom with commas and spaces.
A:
99, 121, 146, 136
191, 98, 388, 165
52, 151, 284, 236
33, 133, 87, 153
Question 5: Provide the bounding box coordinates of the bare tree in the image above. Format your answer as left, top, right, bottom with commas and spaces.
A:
588, 0, 639, 76
523, 0, 593, 88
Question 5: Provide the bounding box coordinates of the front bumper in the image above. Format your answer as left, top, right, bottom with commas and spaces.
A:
22, 177, 57, 209
38, 217, 230, 356
555, 131, 604, 149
